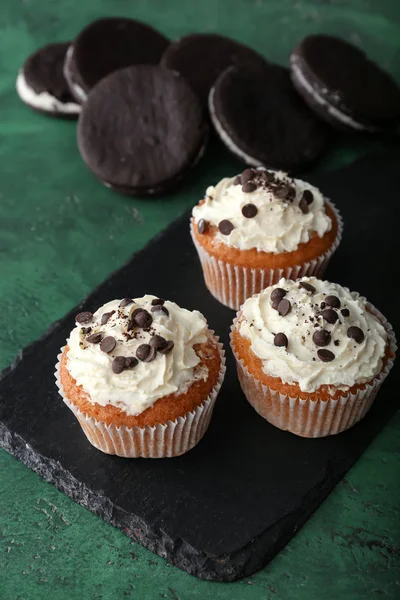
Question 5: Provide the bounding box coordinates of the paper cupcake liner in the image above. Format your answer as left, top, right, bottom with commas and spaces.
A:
55, 333, 226, 458
191, 200, 343, 310
230, 305, 396, 438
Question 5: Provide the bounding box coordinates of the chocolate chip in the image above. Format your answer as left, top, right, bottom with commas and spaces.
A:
299, 197, 309, 214
125, 357, 138, 369
299, 282, 316, 294
101, 311, 114, 325
151, 305, 169, 317
149, 335, 168, 351
242, 203, 258, 218
321, 308, 339, 324
317, 349, 335, 362
86, 332, 103, 344
81, 327, 92, 335
320, 301, 326, 309
313, 329, 331, 347
136, 344, 156, 362
76, 311, 93, 324
303, 190, 314, 205
240, 168, 254, 184
347, 326, 365, 344
218, 220, 234, 235
287, 186, 296, 201
198, 219, 208, 234
112, 356, 126, 374
271, 287, 287, 302
334, 340, 340, 347
151, 298, 165, 306
274, 184, 289, 199
100, 336, 116, 353
325, 295, 341, 309
277, 298, 291, 316
158, 340, 174, 355
233, 175, 241, 185
341, 308, 350, 317
271, 299, 281, 310
119, 298, 133, 308
131, 308, 153, 329
242, 181, 257, 193
274, 333, 288, 347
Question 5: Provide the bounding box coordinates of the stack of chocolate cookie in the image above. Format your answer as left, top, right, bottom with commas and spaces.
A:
16, 16, 400, 197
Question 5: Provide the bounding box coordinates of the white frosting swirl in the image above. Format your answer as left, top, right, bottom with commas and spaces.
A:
192, 169, 332, 253
238, 277, 387, 392
66, 296, 209, 416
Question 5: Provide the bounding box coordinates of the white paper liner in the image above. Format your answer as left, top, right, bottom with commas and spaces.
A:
230, 304, 396, 438
55, 332, 226, 458
191, 199, 343, 310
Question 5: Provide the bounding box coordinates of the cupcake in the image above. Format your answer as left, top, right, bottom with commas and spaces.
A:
191, 168, 342, 310
55, 296, 225, 457
231, 277, 396, 437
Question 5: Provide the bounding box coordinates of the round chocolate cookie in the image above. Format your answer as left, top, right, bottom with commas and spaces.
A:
160, 33, 267, 107
16, 42, 80, 118
209, 63, 327, 170
290, 35, 400, 132
77, 65, 208, 196
64, 17, 169, 102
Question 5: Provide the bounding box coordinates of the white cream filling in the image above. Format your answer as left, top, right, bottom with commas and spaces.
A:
290, 57, 381, 133
16, 71, 81, 115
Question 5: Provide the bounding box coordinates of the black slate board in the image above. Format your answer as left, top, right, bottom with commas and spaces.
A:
0, 151, 399, 582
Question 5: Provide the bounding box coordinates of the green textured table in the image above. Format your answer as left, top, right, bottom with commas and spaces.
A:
1, 1, 400, 598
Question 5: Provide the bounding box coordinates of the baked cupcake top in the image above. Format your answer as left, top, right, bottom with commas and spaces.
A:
192, 168, 332, 253
66, 296, 209, 415
238, 277, 387, 392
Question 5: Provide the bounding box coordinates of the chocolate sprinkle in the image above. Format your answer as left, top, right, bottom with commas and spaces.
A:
277, 298, 291, 316
321, 308, 339, 324
112, 356, 126, 374
242, 203, 258, 218
100, 336, 116, 353
341, 308, 350, 317
149, 335, 168, 351
136, 344, 156, 362
86, 332, 103, 344
151, 305, 169, 317
242, 181, 257, 194
274, 332, 288, 348
131, 308, 153, 329
76, 311, 93, 324
158, 340, 174, 355
218, 219, 234, 235
299, 196, 309, 214
151, 298, 165, 306
325, 295, 341, 309
302, 190, 314, 205
347, 326, 365, 344
240, 168, 254, 184
299, 282, 316, 294
198, 219, 208, 234
271, 287, 287, 302
119, 298, 133, 308
312, 329, 331, 347
101, 311, 114, 325
317, 349, 335, 362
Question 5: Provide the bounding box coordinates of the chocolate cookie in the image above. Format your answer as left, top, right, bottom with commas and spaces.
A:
64, 17, 169, 102
16, 42, 80, 118
160, 33, 267, 107
77, 65, 208, 196
290, 35, 400, 132
209, 63, 327, 170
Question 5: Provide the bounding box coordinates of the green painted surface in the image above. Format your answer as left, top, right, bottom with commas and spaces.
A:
0, 1, 399, 598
